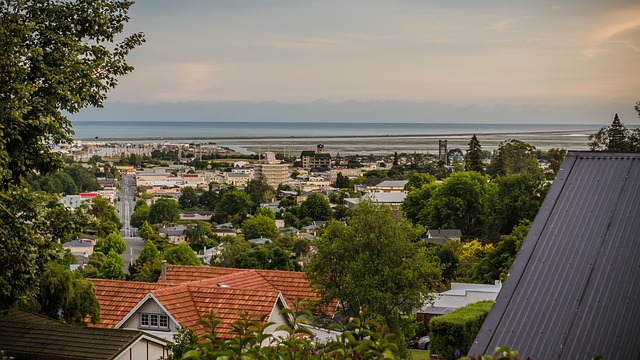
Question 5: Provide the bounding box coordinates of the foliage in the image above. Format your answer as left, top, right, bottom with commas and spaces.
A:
242, 215, 278, 241
299, 193, 332, 221
462, 346, 521, 360
234, 247, 297, 271
185, 222, 217, 251
99, 251, 126, 280
428, 172, 491, 238
64, 165, 100, 193
0, 189, 78, 309
472, 221, 530, 283
401, 183, 439, 225
404, 172, 436, 191
214, 187, 253, 225
96, 230, 126, 255
306, 201, 442, 341
588, 113, 640, 152
149, 198, 181, 225
130, 201, 150, 228
36, 262, 100, 325
26, 170, 78, 195
547, 148, 567, 174
163, 326, 200, 360
429, 301, 494, 360
164, 243, 201, 266
245, 178, 275, 207
211, 236, 251, 267
129, 240, 162, 282
85, 195, 121, 237
333, 172, 352, 189
183, 305, 398, 360
483, 174, 547, 238
488, 140, 542, 178
0, 0, 143, 186
179, 186, 200, 210
465, 135, 485, 175
455, 240, 494, 282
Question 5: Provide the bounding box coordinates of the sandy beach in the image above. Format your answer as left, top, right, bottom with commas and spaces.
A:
76, 129, 593, 155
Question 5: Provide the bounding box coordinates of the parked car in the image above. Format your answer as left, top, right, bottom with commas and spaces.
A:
416, 335, 430, 350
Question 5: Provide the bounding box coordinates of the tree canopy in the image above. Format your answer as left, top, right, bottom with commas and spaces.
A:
306, 201, 441, 340
588, 113, 640, 152
488, 140, 542, 178
0, 0, 144, 187
148, 198, 181, 225
465, 134, 485, 175
299, 193, 332, 221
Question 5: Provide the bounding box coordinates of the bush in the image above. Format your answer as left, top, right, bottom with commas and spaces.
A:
430, 300, 493, 360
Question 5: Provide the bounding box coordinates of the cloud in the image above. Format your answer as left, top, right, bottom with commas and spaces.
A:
487, 19, 516, 31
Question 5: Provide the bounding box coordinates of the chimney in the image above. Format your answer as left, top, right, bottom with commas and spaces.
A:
161, 260, 167, 284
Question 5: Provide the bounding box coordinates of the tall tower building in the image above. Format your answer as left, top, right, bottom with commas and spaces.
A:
439, 140, 448, 165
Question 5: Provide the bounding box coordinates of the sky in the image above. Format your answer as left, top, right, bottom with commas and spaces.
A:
75, 0, 640, 124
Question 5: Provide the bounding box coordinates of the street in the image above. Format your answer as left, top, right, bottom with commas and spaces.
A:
117, 174, 144, 274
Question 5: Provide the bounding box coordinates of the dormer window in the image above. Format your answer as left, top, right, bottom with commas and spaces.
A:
139, 313, 169, 330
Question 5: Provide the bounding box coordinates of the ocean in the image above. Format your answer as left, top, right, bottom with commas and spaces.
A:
71, 121, 602, 139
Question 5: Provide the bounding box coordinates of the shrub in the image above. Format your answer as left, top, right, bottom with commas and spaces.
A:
430, 300, 493, 360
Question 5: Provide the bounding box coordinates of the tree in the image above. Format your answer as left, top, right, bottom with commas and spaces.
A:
245, 178, 275, 207
179, 186, 199, 210
164, 243, 201, 266
185, 221, 217, 251
130, 201, 150, 228
242, 215, 278, 240
484, 174, 548, 238
130, 240, 162, 282
148, 198, 181, 224
306, 201, 441, 341
488, 140, 542, 178
547, 148, 567, 174
99, 251, 126, 280
299, 193, 332, 221
465, 134, 485, 175
588, 113, 640, 152
214, 187, 253, 225
333, 172, 351, 189
401, 183, 440, 225
404, 172, 436, 191
0, 1, 143, 187
428, 171, 491, 237
473, 221, 530, 283
85, 195, 121, 237
96, 231, 127, 255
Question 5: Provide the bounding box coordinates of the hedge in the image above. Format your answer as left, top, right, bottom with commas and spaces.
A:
429, 300, 494, 360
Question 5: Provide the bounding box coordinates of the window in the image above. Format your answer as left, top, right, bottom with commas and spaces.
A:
140, 313, 149, 327
139, 312, 169, 330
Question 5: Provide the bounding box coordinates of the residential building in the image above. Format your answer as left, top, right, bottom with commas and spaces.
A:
329, 168, 362, 183
0, 308, 168, 360
159, 225, 187, 244
254, 152, 290, 188
300, 144, 332, 170
426, 229, 463, 243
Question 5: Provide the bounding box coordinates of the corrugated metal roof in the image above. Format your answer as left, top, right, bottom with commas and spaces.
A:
469, 152, 640, 359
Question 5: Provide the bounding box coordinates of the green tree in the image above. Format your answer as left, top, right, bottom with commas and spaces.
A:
299, 193, 332, 221
488, 140, 542, 178
428, 171, 491, 237
214, 187, 253, 225
465, 134, 485, 175
484, 174, 548, 238
242, 215, 278, 240
306, 201, 441, 341
130, 201, 150, 228
245, 178, 275, 207
211, 236, 252, 267
164, 243, 201, 266
130, 240, 162, 282
333, 172, 351, 189
96, 231, 126, 255
185, 221, 217, 251
401, 182, 440, 225
589, 113, 640, 152
86, 195, 121, 237
100, 251, 126, 280
64, 165, 100, 193
0, 1, 143, 187
473, 221, 530, 283
179, 186, 199, 210
138, 221, 156, 242
404, 172, 436, 191
254, 207, 276, 219
547, 148, 567, 174
148, 198, 181, 225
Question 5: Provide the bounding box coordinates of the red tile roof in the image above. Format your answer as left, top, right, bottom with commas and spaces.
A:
88, 279, 169, 328
160, 265, 243, 284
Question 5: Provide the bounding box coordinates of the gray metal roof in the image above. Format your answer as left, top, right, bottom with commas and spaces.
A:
0, 308, 167, 360
469, 152, 640, 359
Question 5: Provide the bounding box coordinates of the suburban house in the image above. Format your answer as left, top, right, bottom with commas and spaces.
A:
469, 152, 640, 359
425, 229, 463, 243
365, 180, 408, 193
158, 225, 187, 244
62, 239, 94, 264
344, 192, 407, 209
180, 210, 213, 221
416, 281, 502, 329
0, 308, 168, 360
89, 265, 336, 342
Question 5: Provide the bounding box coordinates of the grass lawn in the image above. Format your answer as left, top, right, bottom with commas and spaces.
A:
409, 349, 431, 360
